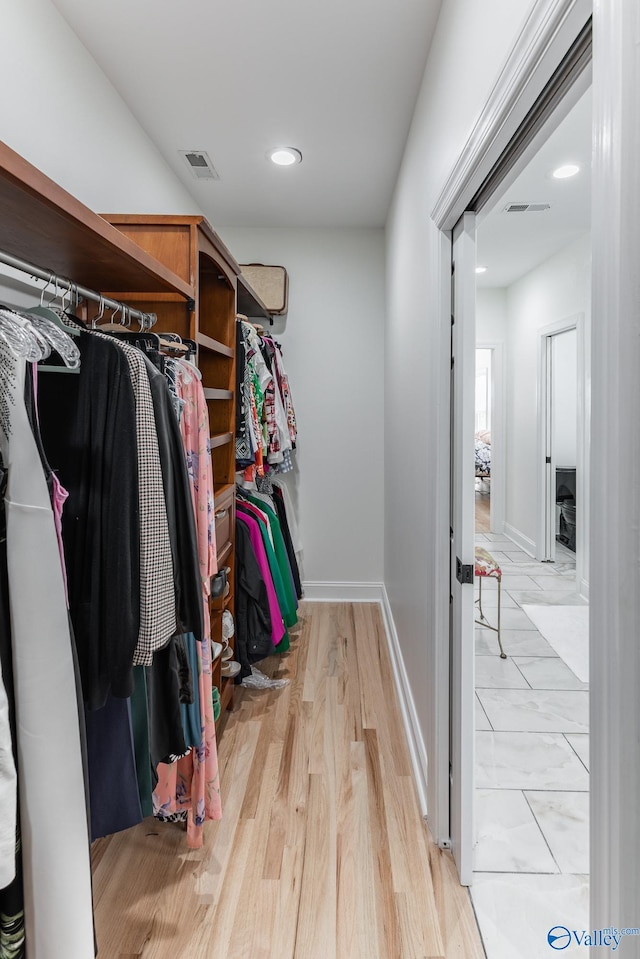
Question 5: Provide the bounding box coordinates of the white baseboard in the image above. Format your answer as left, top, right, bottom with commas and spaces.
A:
504, 522, 536, 558
380, 587, 429, 818
302, 581, 385, 602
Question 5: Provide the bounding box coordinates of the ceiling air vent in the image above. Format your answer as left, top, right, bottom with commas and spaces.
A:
179, 150, 220, 180
504, 202, 551, 213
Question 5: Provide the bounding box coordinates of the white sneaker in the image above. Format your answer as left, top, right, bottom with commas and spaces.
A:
211, 641, 223, 661
222, 610, 235, 640
221, 660, 241, 678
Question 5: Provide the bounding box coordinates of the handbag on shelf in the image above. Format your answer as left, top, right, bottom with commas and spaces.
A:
240, 264, 289, 315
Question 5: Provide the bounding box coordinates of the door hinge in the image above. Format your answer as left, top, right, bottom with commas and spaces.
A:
546, 456, 552, 464
456, 557, 474, 585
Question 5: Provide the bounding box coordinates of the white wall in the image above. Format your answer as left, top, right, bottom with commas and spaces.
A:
0, 0, 198, 215
384, 0, 535, 831
221, 227, 386, 590
504, 232, 590, 544
477, 287, 508, 343
552, 328, 578, 467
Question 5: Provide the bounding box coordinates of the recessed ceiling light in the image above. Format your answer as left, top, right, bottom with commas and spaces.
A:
552, 163, 580, 179
475, 266, 487, 274
268, 147, 302, 166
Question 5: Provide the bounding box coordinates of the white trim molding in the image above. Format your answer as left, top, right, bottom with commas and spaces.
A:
301, 581, 385, 603
380, 588, 429, 818
504, 523, 536, 558
535, 314, 586, 570
590, 0, 640, 934
432, 0, 592, 231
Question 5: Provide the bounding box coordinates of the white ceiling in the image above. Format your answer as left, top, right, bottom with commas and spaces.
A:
51, 0, 442, 228
476, 86, 592, 289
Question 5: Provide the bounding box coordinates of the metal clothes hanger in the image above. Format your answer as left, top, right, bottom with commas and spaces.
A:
27, 272, 81, 338
97, 301, 131, 332
90, 295, 106, 329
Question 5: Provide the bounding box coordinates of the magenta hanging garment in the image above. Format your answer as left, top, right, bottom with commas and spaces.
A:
236, 512, 285, 646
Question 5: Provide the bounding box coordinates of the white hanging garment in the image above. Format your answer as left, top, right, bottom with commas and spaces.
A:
0, 653, 16, 890
0, 354, 94, 958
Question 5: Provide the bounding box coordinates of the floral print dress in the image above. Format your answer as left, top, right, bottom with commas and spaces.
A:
153, 361, 222, 846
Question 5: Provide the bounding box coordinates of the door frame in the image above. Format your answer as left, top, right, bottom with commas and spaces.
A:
476, 341, 506, 534
536, 315, 587, 594
430, 0, 640, 928
430, 0, 593, 858
449, 214, 478, 886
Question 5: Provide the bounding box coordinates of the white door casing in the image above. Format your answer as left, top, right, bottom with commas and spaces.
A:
450, 213, 476, 886
430, 0, 592, 854
536, 316, 586, 582
590, 0, 640, 936
432, 0, 640, 935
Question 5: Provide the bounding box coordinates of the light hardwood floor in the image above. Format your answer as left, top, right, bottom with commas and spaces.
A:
91, 602, 485, 959
475, 484, 491, 533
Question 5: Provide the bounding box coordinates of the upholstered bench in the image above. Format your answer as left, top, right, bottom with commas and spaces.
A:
474, 546, 507, 659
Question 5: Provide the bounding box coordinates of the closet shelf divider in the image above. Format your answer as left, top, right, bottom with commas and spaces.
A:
204, 388, 233, 401
216, 541, 233, 565
214, 482, 235, 501
210, 432, 233, 449
197, 332, 234, 358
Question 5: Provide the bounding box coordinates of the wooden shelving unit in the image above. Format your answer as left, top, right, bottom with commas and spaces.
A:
0, 145, 273, 731
102, 213, 271, 728
0, 140, 192, 299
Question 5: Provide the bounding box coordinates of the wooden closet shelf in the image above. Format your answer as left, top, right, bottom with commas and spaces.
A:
204, 388, 233, 401
196, 332, 234, 358
0, 140, 194, 298
214, 482, 235, 502
237, 273, 271, 321
210, 432, 233, 449
217, 540, 233, 565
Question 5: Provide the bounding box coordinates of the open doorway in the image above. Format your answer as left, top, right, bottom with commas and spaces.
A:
475, 348, 492, 532
471, 86, 591, 959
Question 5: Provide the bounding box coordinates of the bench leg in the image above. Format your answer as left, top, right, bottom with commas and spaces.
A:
477, 575, 485, 621
497, 575, 507, 659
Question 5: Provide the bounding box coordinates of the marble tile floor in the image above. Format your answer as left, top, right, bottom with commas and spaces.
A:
472, 531, 589, 959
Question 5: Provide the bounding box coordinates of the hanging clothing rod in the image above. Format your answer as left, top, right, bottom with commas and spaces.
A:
0, 249, 157, 327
